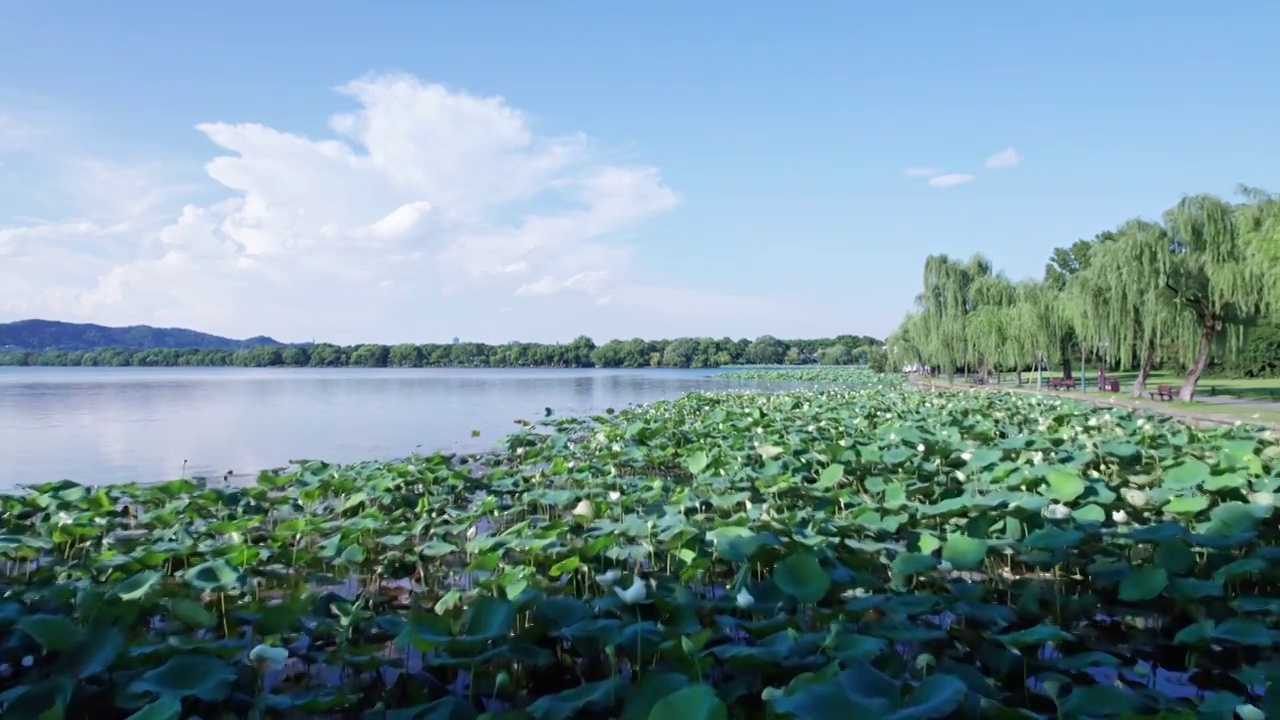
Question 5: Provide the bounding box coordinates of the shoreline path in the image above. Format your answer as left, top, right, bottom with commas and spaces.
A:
907, 376, 1280, 432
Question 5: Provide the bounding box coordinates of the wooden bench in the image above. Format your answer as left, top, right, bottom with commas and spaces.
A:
1148, 384, 1180, 401
1048, 377, 1076, 391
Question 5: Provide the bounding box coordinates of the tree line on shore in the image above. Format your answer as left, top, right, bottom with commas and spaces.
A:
887, 185, 1280, 400
0, 334, 884, 370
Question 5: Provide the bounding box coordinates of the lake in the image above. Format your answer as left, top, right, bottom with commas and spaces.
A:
0, 366, 733, 488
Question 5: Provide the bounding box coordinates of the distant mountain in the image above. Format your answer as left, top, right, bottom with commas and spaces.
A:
0, 319, 285, 352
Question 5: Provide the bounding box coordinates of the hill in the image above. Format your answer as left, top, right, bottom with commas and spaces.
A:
0, 319, 284, 352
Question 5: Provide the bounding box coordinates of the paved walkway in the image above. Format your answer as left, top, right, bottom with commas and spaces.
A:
908, 377, 1280, 431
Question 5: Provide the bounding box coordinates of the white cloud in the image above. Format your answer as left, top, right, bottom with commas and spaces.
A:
927, 173, 976, 188
0, 73, 795, 343
515, 270, 610, 297
901, 167, 941, 178
984, 147, 1021, 169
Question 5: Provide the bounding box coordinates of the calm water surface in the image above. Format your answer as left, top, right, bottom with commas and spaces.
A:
0, 367, 732, 487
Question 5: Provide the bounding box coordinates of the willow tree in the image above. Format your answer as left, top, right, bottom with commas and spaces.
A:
886, 311, 927, 373
918, 253, 993, 380
1008, 279, 1066, 389
1043, 234, 1110, 378
1236, 185, 1280, 314
966, 274, 1018, 383
1161, 192, 1271, 400
1076, 220, 1194, 397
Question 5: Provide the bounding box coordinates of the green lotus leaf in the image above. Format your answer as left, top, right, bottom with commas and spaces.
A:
621, 672, 689, 720
1164, 458, 1211, 490
526, 677, 624, 720
1119, 566, 1168, 601
127, 654, 237, 701
773, 552, 831, 603
1042, 467, 1085, 502
124, 697, 183, 720
941, 534, 988, 571
647, 684, 727, 720
114, 570, 163, 601
15, 614, 83, 652
995, 624, 1071, 648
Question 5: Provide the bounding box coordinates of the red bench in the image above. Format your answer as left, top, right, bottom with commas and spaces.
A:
1048, 377, 1076, 391
1148, 385, 1179, 401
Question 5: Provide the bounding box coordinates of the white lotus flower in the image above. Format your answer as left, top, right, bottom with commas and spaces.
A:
916, 443, 926, 453
1112, 510, 1129, 524
608, 490, 622, 502
960, 451, 972, 462
571, 499, 595, 519
249, 644, 289, 670
1121, 488, 1149, 508
1043, 503, 1071, 520
597, 568, 622, 588
615, 577, 647, 605
1249, 491, 1275, 507
1236, 704, 1264, 720
54, 512, 71, 526
736, 588, 754, 608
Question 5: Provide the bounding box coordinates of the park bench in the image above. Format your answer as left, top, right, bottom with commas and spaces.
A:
1148, 385, 1180, 401
1048, 377, 1076, 391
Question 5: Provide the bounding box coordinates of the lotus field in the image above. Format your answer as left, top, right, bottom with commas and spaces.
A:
3, 376, 1280, 719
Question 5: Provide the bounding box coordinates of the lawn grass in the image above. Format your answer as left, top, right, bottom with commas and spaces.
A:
1104, 370, 1280, 401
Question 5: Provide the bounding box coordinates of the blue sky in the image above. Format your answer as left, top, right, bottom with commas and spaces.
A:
2, 1, 1278, 345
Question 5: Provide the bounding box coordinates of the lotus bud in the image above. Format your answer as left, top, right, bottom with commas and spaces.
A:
571, 499, 595, 519
1121, 488, 1149, 508
608, 490, 622, 502
615, 577, 647, 605
735, 588, 754, 609
916, 443, 926, 453
596, 568, 622, 588
1111, 510, 1129, 524
249, 644, 289, 670
960, 451, 972, 462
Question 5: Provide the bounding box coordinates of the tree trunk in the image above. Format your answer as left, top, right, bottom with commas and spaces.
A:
1015, 368, 1023, 386
1131, 336, 1156, 398
1179, 319, 1217, 402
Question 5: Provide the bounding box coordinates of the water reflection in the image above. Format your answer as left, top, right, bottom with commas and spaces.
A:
0, 367, 729, 487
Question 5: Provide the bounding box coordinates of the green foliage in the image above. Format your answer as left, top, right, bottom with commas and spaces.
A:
2, 386, 1279, 717
0, 333, 883, 370
1228, 324, 1280, 378
890, 186, 1280, 399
